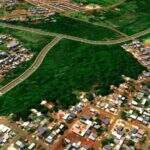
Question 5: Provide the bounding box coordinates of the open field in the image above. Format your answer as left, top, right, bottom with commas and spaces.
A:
0, 39, 145, 119
101, 0, 150, 35
0, 9, 8, 18
0, 26, 52, 86
72, 0, 122, 6
0, 27, 52, 52
4, 14, 122, 40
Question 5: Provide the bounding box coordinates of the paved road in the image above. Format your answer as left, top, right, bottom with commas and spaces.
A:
62, 14, 129, 38
0, 37, 61, 95
25, 0, 128, 37
0, 22, 150, 45
0, 22, 149, 95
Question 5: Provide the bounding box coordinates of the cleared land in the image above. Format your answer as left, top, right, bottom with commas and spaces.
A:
0, 39, 145, 119
4, 14, 122, 40
0, 26, 52, 86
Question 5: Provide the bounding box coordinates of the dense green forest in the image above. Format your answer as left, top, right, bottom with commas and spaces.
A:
0, 39, 145, 119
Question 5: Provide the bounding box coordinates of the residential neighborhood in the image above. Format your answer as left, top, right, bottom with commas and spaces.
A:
1, 50, 149, 149
0, 34, 33, 80
0, 0, 149, 150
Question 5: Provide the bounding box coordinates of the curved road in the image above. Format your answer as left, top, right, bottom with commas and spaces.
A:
25, 0, 129, 37
0, 23, 150, 45
0, 37, 62, 95
105, 0, 127, 10
0, 22, 150, 95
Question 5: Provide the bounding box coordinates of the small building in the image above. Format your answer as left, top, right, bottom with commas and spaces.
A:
28, 143, 36, 150
15, 140, 25, 150
0, 51, 8, 59
7, 40, 19, 49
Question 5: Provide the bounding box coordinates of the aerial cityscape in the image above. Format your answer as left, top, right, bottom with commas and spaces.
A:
0, 0, 149, 150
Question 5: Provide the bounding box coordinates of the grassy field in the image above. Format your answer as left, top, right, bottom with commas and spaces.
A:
0, 26, 52, 86
72, 0, 122, 6
139, 34, 150, 42
0, 39, 145, 119
0, 8, 9, 17
100, 0, 150, 35
0, 43, 7, 51
4, 14, 121, 40
0, 27, 52, 52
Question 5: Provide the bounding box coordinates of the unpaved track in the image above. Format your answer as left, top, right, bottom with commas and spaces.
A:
0, 37, 61, 95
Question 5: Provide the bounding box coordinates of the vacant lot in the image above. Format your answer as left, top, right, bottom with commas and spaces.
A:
0, 26, 52, 86
0, 39, 145, 119
6, 14, 121, 40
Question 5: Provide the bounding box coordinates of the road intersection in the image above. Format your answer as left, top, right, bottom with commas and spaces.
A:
0, 22, 150, 45
0, 22, 149, 96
